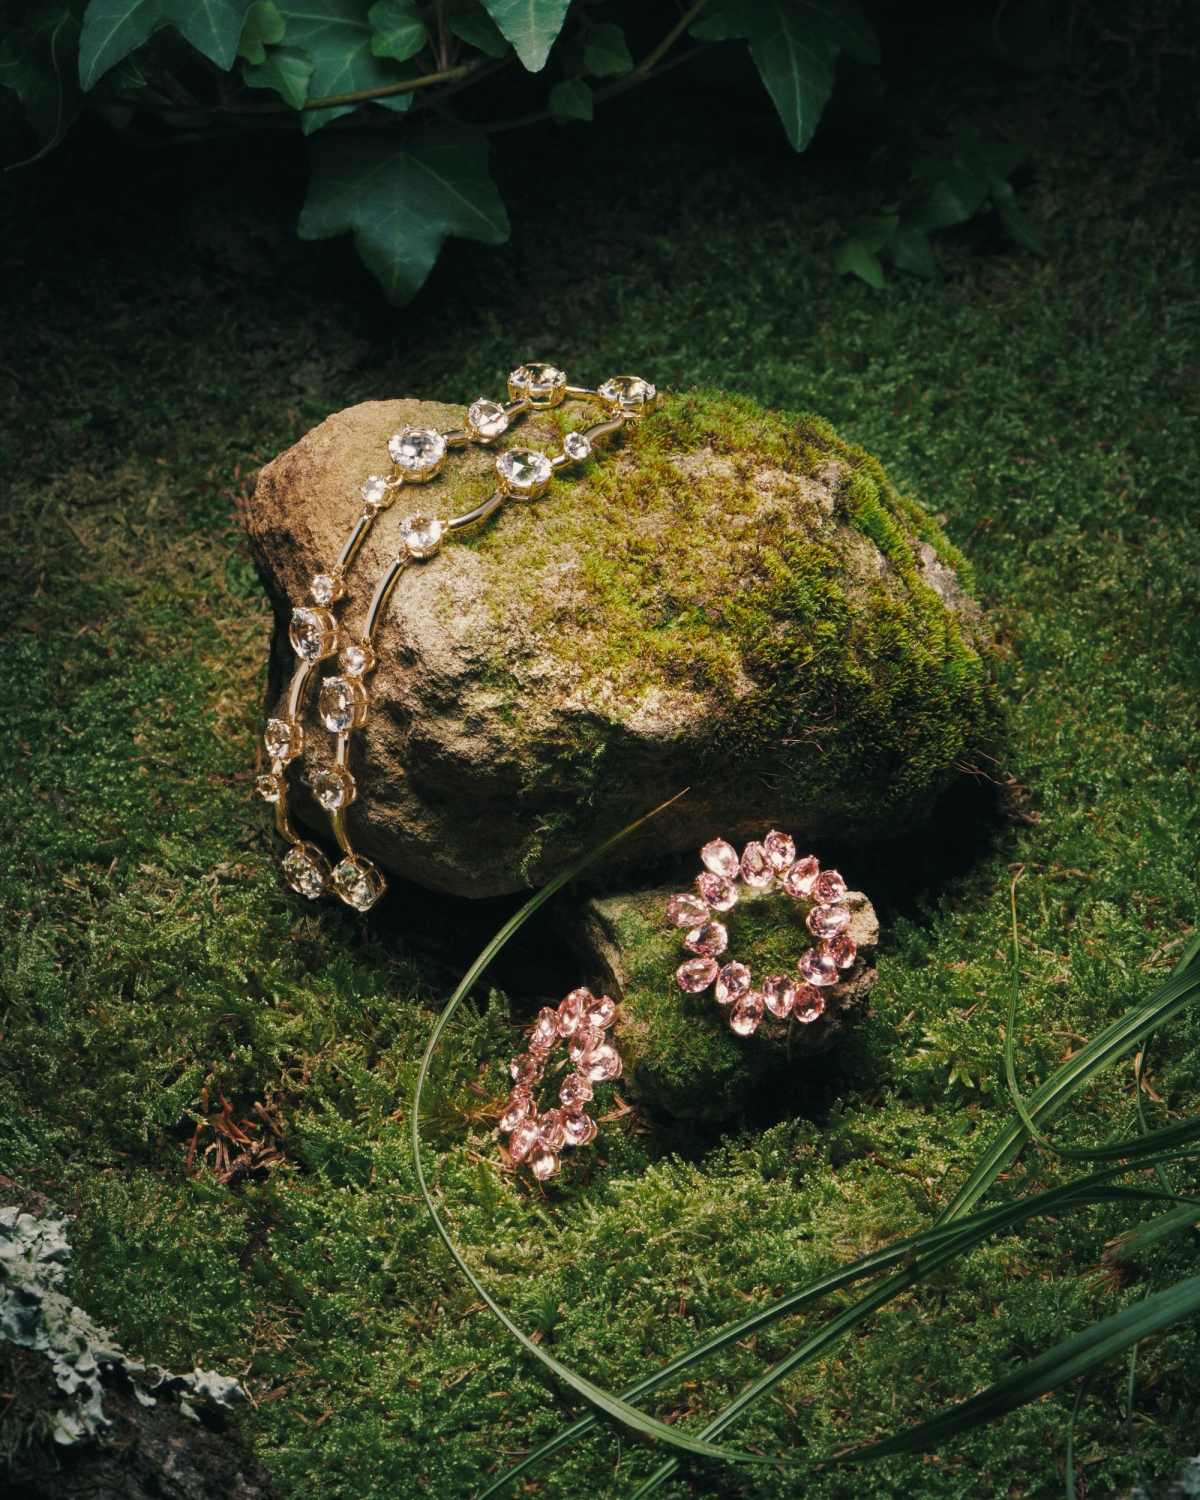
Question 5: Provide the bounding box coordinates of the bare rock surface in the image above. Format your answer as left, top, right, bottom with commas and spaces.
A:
248, 390, 990, 896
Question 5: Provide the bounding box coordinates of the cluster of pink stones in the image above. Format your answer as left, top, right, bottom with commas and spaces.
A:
497, 987, 621, 1181
667, 832, 857, 1036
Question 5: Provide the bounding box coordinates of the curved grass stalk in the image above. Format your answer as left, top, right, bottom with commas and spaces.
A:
1065, 1372, 1096, 1500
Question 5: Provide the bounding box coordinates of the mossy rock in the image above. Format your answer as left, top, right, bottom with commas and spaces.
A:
250, 388, 993, 896
570, 879, 879, 1122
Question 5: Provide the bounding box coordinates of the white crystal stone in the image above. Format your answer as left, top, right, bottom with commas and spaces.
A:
318, 676, 369, 733
563, 430, 592, 461
289, 607, 338, 662
314, 766, 356, 812
507, 362, 566, 407
466, 398, 509, 441
400, 514, 444, 559
282, 844, 329, 900
361, 474, 394, 508
256, 772, 286, 803
598, 374, 657, 412
310, 573, 339, 606
339, 643, 375, 678
331, 855, 386, 912
495, 446, 553, 495
388, 426, 447, 480
264, 717, 303, 762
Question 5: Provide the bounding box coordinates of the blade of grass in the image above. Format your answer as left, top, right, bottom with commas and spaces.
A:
1065, 1371, 1095, 1500
1101, 1198, 1200, 1262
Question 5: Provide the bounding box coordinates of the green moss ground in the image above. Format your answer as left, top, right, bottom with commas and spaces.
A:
2, 86, 1200, 1499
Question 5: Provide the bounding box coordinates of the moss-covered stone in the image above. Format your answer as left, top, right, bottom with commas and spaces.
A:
572, 879, 879, 1122
250, 389, 994, 896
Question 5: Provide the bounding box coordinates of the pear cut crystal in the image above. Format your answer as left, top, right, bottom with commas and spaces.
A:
264, 717, 303, 762
509, 1119, 538, 1161
584, 1044, 621, 1082
466, 397, 509, 441
281, 842, 330, 900
676, 956, 718, 993
825, 933, 857, 969
560, 1072, 593, 1107
568, 1027, 603, 1066
684, 921, 727, 958
815, 869, 847, 903
667, 892, 709, 929
495, 446, 553, 497
763, 830, 795, 869
762, 974, 795, 1018
290, 606, 339, 662
529, 1007, 560, 1053
730, 991, 764, 1036
557, 987, 590, 1035
530, 1149, 560, 1180
807, 903, 851, 939
700, 839, 739, 878
537, 1108, 566, 1151
799, 948, 840, 987
388, 426, 446, 482
696, 872, 738, 911
597, 375, 657, 413
510, 1054, 542, 1088
782, 855, 820, 898
319, 676, 369, 733
499, 1093, 531, 1132
507, 362, 567, 408
584, 994, 616, 1030
562, 1108, 596, 1147
792, 983, 826, 1023
256, 771, 286, 803
563, 430, 592, 461
331, 854, 385, 911
740, 842, 773, 887
715, 961, 751, 1005
314, 766, 356, 812
401, 514, 444, 559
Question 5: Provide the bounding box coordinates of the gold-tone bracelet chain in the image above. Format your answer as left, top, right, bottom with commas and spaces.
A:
258, 362, 657, 912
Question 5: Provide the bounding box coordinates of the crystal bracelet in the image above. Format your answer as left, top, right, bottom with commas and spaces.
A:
259, 363, 658, 911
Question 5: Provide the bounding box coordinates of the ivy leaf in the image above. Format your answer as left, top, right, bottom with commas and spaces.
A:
905, 164, 989, 230
242, 43, 313, 106
990, 181, 1048, 256
582, 21, 631, 77
276, 0, 418, 133
298, 126, 510, 305
449, 3, 509, 57
807, 0, 878, 64
367, 0, 425, 62
79, 0, 256, 89
0, 3, 84, 157
691, 0, 856, 152
237, 0, 285, 63
548, 77, 591, 120
833, 235, 885, 289
479, 0, 570, 72
884, 224, 936, 279
950, 117, 1027, 184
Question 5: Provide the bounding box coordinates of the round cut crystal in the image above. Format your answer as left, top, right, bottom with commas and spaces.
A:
318, 676, 369, 733
597, 375, 657, 413
730, 991, 764, 1037
684, 920, 728, 958
562, 1108, 596, 1147
762, 974, 795, 1018
584, 994, 616, 1030
537, 1108, 566, 1151
667, 892, 709, 929
740, 842, 774, 887
584, 1044, 622, 1082
782, 855, 820, 899
388, 426, 447, 482
339, 642, 375, 678
401, 514, 444, 559
557, 987, 590, 1035
715, 961, 752, 1005
495, 446, 553, 497
510, 1054, 542, 1088
763, 830, 795, 870
507, 362, 567, 408
499, 1093, 531, 1132
281, 842, 330, 900
529, 1006, 560, 1053
700, 839, 739, 878
314, 766, 356, 812
466, 398, 509, 441
799, 948, 840, 987
310, 572, 343, 606
793, 983, 827, 1023
676, 956, 718, 993
264, 717, 303, 762
290, 606, 339, 662
824, 934, 857, 969
530, 1149, 560, 1180
569, 1026, 603, 1066
815, 869, 847, 903
256, 771, 286, 803
361, 474, 395, 508
696, 872, 738, 911
563, 430, 592, 461
560, 1072, 594, 1107
509, 1118, 538, 1161
331, 855, 385, 912
807, 903, 851, 939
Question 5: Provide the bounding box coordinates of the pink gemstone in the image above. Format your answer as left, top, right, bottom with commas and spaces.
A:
667, 892, 710, 929
538, 1108, 566, 1150
799, 948, 840, 987
730, 991, 764, 1036
529, 1006, 561, 1052
782, 855, 820, 898
499, 1093, 532, 1132
807, 904, 851, 939
510, 1053, 542, 1087
530, 1150, 559, 1180
762, 974, 795, 1018
585, 994, 616, 1030
559, 1071, 594, 1107
684, 920, 728, 958
715, 961, 751, 1005
569, 1026, 603, 1065
676, 956, 718, 993
815, 869, 847, 903
696, 871, 738, 911
509, 1118, 539, 1161
700, 839, 739, 878
557, 987, 590, 1036
562, 1108, 597, 1147
792, 983, 826, 1023
824, 934, 857, 969
740, 841, 773, 887
763, 830, 795, 870
584, 1044, 622, 1082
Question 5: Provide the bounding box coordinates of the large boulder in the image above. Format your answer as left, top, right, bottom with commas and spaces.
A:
248, 389, 991, 897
